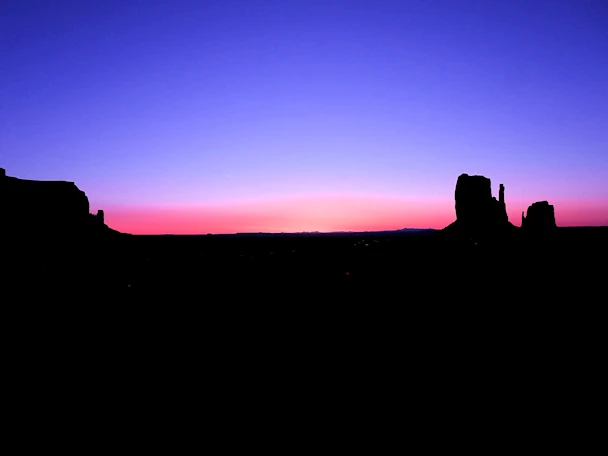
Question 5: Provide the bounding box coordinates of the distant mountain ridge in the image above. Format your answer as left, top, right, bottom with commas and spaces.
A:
395, 228, 435, 231
229, 228, 436, 236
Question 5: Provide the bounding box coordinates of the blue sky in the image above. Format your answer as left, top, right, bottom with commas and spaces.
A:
2, 0, 607, 232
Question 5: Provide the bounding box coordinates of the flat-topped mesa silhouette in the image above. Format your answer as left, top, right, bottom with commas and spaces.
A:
442, 173, 517, 241
0, 167, 117, 240
522, 201, 557, 237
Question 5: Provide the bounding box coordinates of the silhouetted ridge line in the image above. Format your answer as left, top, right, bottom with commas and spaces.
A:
232, 228, 436, 236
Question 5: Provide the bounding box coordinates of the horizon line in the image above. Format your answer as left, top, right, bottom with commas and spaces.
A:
123, 225, 608, 236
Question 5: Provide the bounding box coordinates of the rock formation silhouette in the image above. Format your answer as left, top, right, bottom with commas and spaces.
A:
0, 167, 118, 240
522, 201, 557, 237
443, 173, 517, 241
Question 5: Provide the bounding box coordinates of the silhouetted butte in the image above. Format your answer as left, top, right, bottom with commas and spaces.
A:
443, 173, 517, 242
522, 201, 557, 239
0, 167, 121, 244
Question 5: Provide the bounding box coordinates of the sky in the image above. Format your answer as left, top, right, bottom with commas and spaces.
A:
1, 0, 607, 234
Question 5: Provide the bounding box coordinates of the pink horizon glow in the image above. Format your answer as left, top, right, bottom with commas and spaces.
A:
99, 193, 608, 235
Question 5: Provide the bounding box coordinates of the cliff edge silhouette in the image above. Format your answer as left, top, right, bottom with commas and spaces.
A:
0, 167, 123, 242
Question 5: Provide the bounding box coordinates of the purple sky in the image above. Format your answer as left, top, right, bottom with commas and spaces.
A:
2, 0, 607, 233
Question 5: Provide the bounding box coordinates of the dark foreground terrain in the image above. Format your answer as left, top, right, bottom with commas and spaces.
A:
4, 227, 606, 428
5, 226, 607, 374
5, 227, 606, 305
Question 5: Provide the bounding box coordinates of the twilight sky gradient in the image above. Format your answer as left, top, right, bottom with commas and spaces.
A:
2, 0, 607, 233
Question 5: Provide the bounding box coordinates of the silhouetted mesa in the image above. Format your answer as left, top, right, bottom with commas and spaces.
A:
0, 167, 116, 239
522, 201, 557, 236
443, 173, 516, 241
